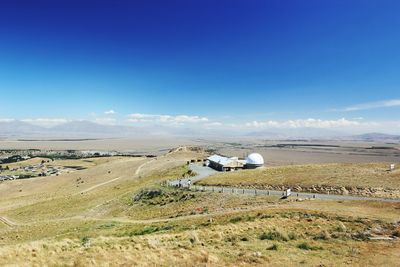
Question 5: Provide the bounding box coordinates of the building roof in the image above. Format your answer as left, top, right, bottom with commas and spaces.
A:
208, 153, 263, 168
208, 155, 235, 166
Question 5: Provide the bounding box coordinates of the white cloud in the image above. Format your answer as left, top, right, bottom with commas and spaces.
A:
244, 118, 375, 129
2, 115, 400, 134
21, 118, 70, 127
94, 117, 117, 125
205, 122, 223, 127
104, 110, 116, 115
336, 99, 400, 112
0, 118, 15, 123
127, 113, 209, 124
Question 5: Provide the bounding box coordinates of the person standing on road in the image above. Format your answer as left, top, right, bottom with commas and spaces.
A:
188, 179, 192, 188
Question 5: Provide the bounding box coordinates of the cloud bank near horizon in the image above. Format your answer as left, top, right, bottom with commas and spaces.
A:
1, 113, 400, 135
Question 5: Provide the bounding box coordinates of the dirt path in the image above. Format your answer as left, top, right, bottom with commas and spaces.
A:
79, 177, 122, 194
135, 159, 155, 176
0, 216, 17, 228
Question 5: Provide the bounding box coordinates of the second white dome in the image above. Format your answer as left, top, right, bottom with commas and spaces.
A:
246, 153, 264, 165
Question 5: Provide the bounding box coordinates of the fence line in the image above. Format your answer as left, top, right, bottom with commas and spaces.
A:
165, 184, 400, 203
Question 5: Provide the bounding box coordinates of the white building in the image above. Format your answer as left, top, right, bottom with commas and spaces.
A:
206, 153, 264, 171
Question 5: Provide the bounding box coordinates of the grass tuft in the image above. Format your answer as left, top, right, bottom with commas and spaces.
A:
297, 242, 323, 251
229, 217, 243, 223
267, 244, 279, 251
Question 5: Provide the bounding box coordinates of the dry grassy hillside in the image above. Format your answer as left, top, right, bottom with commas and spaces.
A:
197, 163, 400, 198
1, 148, 400, 266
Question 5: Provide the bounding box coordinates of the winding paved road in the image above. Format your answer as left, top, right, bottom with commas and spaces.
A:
169, 164, 218, 187
169, 164, 400, 203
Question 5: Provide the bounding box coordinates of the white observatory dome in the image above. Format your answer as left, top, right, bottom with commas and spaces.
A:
246, 153, 264, 166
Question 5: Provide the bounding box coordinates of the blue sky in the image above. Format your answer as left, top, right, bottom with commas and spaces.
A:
1, 0, 400, 133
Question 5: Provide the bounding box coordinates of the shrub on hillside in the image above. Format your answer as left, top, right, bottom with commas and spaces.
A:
132, 188, 196, 205
259, 227, 295, 242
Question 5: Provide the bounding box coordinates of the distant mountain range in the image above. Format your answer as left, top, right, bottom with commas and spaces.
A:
0, 120, 399, 141
0, 120, 149, 139
0, 121, 47, 138
349, 133, 400, 142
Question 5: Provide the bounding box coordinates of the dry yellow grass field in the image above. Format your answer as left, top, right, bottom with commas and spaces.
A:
1, 148, 400, 266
